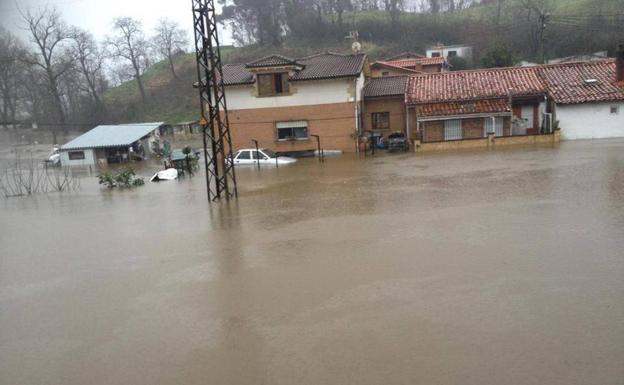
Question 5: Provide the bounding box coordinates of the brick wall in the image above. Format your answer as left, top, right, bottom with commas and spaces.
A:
463, 118, 485, 139
227, 102, 357, 153
362, 96, 406, 133
422, 121, 444, 142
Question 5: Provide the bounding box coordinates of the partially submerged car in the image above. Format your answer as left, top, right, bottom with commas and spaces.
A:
387, 131, 410, 153
45, 147, 61, 166
230, 148, 296, 166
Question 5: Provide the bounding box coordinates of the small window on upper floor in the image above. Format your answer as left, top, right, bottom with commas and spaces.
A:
257, 73, 290, 97
431, 52, 441, 58
382, 71, 390, 77
610, 106, 619, 115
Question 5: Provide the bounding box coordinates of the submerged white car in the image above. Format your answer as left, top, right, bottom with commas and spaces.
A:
231, 148, 296, 166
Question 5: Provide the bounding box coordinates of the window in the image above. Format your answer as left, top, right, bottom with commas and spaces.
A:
257, 73, 289, 96
236, 150, 251, 160
444, 119, 462, 140
448, 50, 458, 57
372, 112, 390, 130
276, 121, 308, 141
68, 151, 85, 160
611, 106, 619, 115
382, 71, 390, 77
431, 52, 441, 58
484, 117, 504, 137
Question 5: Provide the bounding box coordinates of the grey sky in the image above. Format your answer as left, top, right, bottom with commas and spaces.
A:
0, 0, 232, 46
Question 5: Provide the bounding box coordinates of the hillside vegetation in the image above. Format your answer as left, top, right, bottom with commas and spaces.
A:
103, 0, 623, 124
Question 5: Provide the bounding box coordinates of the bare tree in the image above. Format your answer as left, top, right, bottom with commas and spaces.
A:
152, 19, 188, 79
71, 29, 105, 106
107, 17, 149, 103
19, 6, 72, 143
0, 29, 27, 128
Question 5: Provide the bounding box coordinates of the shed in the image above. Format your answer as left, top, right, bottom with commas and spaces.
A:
60, 122, 164, 166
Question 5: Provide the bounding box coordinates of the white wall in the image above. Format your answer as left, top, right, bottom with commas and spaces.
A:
60, 149, 96, 166
225, 78, 356, 110
557, 102, 624, 140
426, 46, 472, 59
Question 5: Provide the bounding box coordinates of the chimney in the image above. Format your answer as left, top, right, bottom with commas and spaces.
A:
616, 43, 624, 83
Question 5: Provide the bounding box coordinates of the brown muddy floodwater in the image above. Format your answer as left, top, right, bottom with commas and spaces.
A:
1, 138, 624, 385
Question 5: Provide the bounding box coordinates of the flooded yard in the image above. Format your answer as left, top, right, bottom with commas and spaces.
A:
1, 137, 623, 385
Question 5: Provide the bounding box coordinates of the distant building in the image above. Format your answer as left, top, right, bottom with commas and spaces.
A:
426, 44, 473, 60
59, 122, 163, 166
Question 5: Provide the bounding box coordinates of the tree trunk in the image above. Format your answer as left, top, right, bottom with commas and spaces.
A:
168, 54, 178, 79
132, 60, 147, 103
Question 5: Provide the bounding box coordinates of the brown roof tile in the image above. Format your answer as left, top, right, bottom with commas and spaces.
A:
407, 66, 546, 104
539, 60, 624, 104
417, 99, 510, 117
385, 57, 446, 68
363, 76, 408, 98
245, 54, 300, 68
220, 52, 366, 86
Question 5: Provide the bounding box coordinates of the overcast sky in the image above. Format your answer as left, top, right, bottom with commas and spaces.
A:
0, 0, 232, 46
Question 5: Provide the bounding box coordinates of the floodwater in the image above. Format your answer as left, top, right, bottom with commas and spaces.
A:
1, 137, 624, 385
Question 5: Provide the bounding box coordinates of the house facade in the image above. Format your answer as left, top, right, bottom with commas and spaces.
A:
539, 58, 624, 140
405, 67, 548, 143
361, 76, 408, 134
221, 53, 367, 154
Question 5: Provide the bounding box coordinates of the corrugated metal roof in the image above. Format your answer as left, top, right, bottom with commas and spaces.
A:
61, 122, 163, 150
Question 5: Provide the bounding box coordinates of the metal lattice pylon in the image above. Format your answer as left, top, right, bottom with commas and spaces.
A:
191, 0, 237, 201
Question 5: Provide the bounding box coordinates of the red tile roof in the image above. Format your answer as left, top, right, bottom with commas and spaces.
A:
385, 57, 446, 68
539, 60, 624, 104
416, 99, 510, 117
406, 66, 546, 104
371, 61, 423, 74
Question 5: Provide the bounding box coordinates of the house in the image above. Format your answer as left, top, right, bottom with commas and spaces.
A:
539, 56, 624, 140
426, 44, 473, 60
59, 122, 163, 166
405, 67, 548, 143
220, 52, 367, 154
370, 56, 448, 77
362, 76, 409, 134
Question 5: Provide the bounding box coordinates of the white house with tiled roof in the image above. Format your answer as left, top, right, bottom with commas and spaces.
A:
220, 52, 367, 154
540, 56, 624, 140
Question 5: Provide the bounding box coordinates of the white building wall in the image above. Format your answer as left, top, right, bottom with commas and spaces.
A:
60, 149, 96, 166
426, 46, 473, 59
557, 102, 624, 140
225, 78, 355, 110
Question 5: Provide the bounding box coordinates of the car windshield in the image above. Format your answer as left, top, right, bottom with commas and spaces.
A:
261, 149, 276, 158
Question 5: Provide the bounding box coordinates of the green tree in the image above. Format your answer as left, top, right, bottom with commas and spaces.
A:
481, 44, 516, 68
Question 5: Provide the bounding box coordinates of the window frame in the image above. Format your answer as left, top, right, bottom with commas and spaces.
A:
444, 119, 463, 141
257, 72, 290, 97
371, 112, 390, 130
68, 151, 86, 160
276, 121, 309, 141
610, 105, 619, 115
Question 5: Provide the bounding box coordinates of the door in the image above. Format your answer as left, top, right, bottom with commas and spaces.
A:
444, 119, 462, 140
521, 105, 534, 131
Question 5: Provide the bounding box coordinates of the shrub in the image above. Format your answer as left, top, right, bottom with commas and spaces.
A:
98, 168, 145, 189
